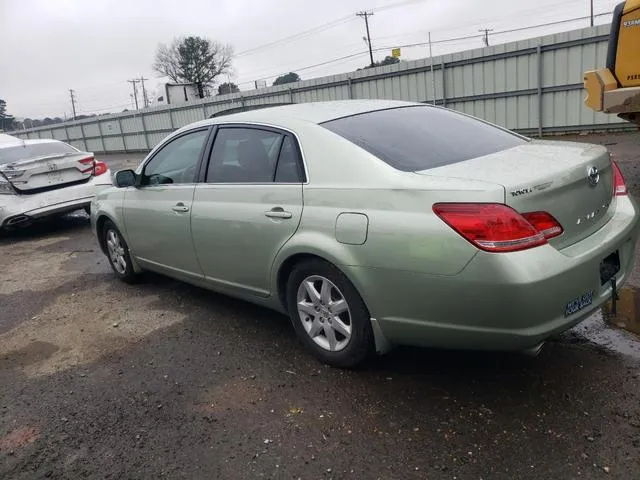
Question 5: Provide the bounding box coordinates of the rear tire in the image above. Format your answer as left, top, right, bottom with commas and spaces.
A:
286, 259, 374, 368
102, 220, 138, 283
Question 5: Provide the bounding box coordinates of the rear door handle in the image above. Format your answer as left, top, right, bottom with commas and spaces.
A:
265, 207, 292, 219
172, 202, 190, 213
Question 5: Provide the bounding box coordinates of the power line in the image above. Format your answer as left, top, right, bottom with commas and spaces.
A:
373, 0, 425, 12
357, 11, 375, 67
377, 13, 612, 51
76, 102, 132, 115
352, 0, 604, 47
486, 12, 610, 36
236, 16, 354, 57
237, 10, 615, 87
235, 51, 370, 87
235, 0, 426, 58
236, 2, 612, 85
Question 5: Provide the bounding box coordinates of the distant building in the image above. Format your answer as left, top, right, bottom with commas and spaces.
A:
152, 83, 200, 106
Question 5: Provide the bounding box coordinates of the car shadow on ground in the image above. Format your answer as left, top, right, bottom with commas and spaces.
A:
0, 211, 90, 244
132, 268, 612, 386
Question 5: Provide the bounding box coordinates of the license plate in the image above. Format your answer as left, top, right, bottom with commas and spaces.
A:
600, 250, 620, 285
565, 291, 594, 317
47, 171, 64, 184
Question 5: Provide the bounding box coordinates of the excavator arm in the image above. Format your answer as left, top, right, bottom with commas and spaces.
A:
584, 0, 640, 125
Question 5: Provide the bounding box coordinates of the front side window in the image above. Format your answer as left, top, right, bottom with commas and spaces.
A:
142, 129, 208, 185
322, 106, 527, 172
206, 128, 283, 183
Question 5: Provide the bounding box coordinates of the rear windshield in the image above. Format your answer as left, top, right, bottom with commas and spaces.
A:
321, 106, 527, 172
0, 142, 78, 165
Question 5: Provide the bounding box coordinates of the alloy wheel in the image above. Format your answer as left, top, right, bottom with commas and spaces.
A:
106, 229, 127, 274
296, 275, 352, 352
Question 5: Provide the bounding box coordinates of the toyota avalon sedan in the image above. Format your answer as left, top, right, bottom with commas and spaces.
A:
91, 100, 639, 367
0, 138, 111, 229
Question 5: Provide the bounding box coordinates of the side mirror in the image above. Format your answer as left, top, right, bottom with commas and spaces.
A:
114, 169, 137, 188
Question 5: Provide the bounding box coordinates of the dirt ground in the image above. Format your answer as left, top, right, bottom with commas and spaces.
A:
1, 132, 640, 479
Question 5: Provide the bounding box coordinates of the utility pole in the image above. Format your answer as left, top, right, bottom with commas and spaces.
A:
479, 28, 493, 47
356, 11, 375, 67
428, 32, 436, 106
69, 89, 77, 120
589, 0, 594, 26
127, 79, 140, 110
139, 76, 149, 108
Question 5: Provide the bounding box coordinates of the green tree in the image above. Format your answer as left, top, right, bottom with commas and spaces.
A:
273, 72, 301, 86
218, 82, 239, 95
153, 36, 233, 99
359, 56, 400, 70
0, 99, 16, 131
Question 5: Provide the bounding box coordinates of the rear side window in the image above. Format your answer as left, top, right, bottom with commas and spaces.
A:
207, 128, 283, 183
0, 142, 78, 165
321, 106, 527, 172
206, 127, 305, 183
275, 136, 305, 183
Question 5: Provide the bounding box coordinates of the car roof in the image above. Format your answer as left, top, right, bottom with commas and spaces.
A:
187, 100, 422, 130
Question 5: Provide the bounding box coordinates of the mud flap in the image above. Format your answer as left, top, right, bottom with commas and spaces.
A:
610, 277, 619, 315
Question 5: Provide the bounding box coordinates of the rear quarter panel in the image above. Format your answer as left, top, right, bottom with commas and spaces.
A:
270, 123, 505, 300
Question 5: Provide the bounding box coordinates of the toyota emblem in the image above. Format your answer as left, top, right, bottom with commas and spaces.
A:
588, 166, 599, 186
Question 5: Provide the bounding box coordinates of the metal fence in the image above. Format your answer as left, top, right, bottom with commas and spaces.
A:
13, 24, 631, 153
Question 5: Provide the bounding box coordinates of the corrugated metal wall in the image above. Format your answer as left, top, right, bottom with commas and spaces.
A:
13, 24, 629, 152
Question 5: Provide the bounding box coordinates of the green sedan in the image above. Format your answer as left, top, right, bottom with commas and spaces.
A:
91, 100, 639, 367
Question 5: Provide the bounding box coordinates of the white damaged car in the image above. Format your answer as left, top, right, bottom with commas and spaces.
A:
0, 138, 112, 229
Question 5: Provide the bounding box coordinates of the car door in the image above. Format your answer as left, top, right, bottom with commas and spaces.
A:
123, 127, 211, 279
191, 125, 305, 296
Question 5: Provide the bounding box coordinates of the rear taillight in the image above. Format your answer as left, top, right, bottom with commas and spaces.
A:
521, 211, 563, 240
612, 160, 627, 196
0, 174, 16, 195
433, 203, 547, 253
79, 156, 95, 174
94, 161, 108, 176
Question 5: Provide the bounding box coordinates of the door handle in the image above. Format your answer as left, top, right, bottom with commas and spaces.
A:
172, 202, 190, 213
265, 207, 292, 219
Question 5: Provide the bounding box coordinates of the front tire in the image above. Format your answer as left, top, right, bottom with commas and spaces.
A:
286, 259, 374, 368
102, 220, 138, 283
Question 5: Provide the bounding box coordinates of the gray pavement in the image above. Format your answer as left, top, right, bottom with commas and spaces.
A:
1, 133, 640, 479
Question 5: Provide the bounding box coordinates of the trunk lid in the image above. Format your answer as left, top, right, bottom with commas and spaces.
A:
0, 151, 94, 193
420, 140, 614, 249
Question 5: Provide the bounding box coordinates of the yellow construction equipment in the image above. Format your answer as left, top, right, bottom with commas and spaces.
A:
584, 0, 640, 125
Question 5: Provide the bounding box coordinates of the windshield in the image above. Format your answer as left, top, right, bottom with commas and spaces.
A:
322, 106, 527, 172
0, 142, 78, 165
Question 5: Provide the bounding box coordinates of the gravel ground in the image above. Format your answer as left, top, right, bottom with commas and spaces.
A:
1, 132, 640, 479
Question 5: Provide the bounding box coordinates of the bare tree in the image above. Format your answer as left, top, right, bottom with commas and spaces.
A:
153, 36, 233, 98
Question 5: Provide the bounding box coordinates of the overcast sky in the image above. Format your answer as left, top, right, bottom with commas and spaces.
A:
0, 0, 619, 119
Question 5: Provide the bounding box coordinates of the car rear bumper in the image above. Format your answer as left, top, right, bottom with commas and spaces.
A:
0, 173, 112, 228
344, 195, 640, 351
